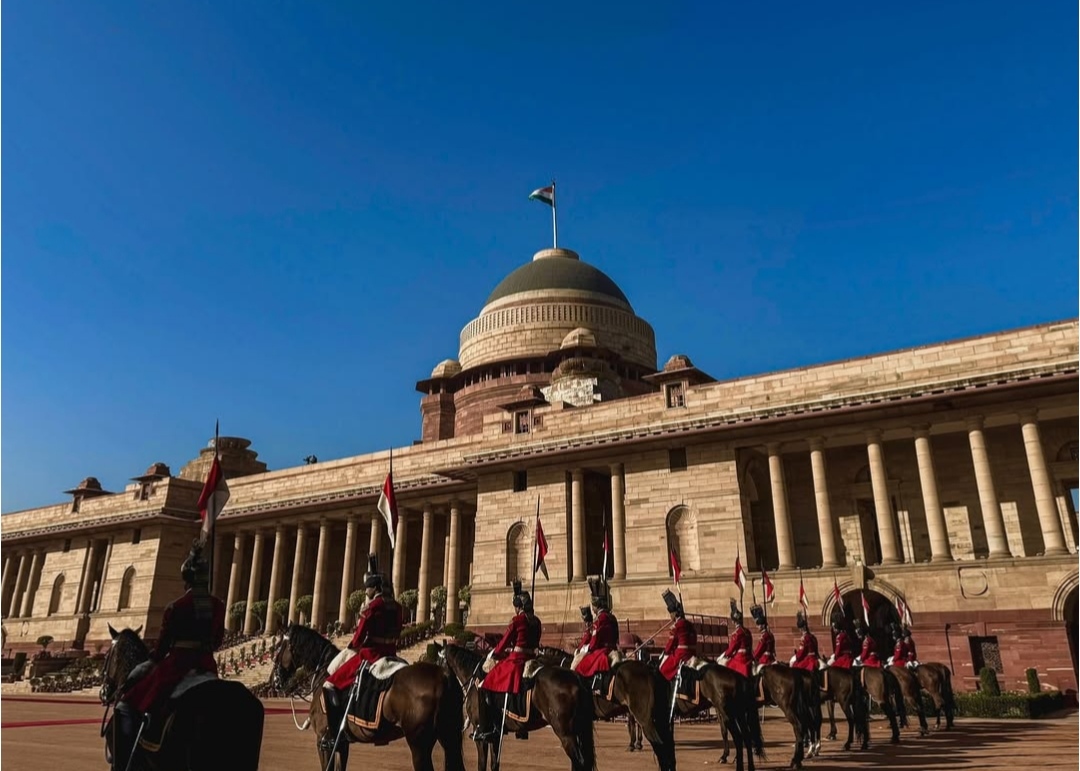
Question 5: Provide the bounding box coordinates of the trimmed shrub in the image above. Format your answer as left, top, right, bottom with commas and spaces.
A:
1025, 667, 1041, 694
979, 666, 1001, 696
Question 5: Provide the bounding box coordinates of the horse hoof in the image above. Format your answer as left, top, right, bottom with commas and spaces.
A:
891, 736, 900, 745
842, 743, 851, 752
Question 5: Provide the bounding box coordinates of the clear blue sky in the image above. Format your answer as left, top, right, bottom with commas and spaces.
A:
3, 2, 1076, 513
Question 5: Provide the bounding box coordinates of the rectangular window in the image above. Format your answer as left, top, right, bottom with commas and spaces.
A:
138, 482, 151, 501
132, 529, 142, 545
969, 635, 1003, 678
62, 539, 71, 553
669, 448, 687, 472
513, 471, 528, 492
665, 383, 686, 408
515, 411, 531, 434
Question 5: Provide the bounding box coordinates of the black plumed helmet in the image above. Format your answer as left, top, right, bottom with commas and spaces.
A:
662, 589, 682, 616
364, 553, 385, 590
580, 606, 593, 623
729, 598, 743, 623
181, 539, 210, 587
749, 603, 767, 627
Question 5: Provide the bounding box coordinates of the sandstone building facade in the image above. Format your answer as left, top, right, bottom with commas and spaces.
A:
3, 247, 1078, 694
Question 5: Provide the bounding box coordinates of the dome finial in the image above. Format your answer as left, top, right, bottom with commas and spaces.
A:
533, 248, 579, 262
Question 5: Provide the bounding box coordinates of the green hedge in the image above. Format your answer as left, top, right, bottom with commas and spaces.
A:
869, 689, 1065, 719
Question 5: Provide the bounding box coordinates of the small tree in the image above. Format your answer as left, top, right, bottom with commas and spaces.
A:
229, 601, 247, 626
430, 586, 448, 627
399, 589, 419, 623
296, 595, 313, 625
1025, 667, 1041, 694
272, 598, 290, 628
347, 590, 366, 616
250, 600, 268, 633
458, 584, 472, 610
36, 635, 54, 653
979, 666, 1001, 696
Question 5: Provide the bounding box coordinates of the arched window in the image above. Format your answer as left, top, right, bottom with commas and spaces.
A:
666, 505, 700, 575
505, 523, 532, 586
117, 567, 136, 611
47, 574, 65, 616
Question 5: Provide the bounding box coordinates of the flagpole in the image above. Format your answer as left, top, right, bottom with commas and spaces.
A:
755, 548, 768, 626
551, 179, 558, 249
208, 419, 219, 595
531, 496, 541, 600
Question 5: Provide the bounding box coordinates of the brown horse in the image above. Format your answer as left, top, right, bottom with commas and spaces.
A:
272, 624, 465, 771
820, 666, 870, 751
100, 625, 265, 771
914, 662, 956, 729
758, 665, 820, 769
536, 645, 677, 771
860, 666, 902, 744
887, 665, 930, 735
437, 642, 596, 771
671, 662, 765, 771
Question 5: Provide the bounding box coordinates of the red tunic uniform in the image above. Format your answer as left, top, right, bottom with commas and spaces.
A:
792, 631, 819, 672
904, 636, 918, 663
579, 625, 593, 649
326, 594, 403, 689
892, 639, 910, 663
830, 631, 856, 669
753, 628, 776, 666
482, 612, 542, 694
574, 609, 619, 677
859, 635, 882, 668
659, 617, 696, 681
123, 590, 226, 713
722, 625, 754, 678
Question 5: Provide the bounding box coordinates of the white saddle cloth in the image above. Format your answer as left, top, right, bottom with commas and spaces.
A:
523, 659, 544, 680
608, 649, 624, 666
327, 648, 356, 676
686, 656, 709, 671
369, 656, 408, 680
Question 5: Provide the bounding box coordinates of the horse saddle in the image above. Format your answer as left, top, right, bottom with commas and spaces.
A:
137, 672, 218, 753
675, 664, 702, 705
345, 659, 405, 730
589, 668, 617, 702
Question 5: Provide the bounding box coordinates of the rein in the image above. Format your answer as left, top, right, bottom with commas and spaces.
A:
276, 630, 338, 732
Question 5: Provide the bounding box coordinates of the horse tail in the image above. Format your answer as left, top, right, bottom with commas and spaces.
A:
573, 675, 597, 771
941, 666, 956, 713
791, 672, 813, 742
629, 668, 664, 747
741, 676, 766, 758
436, 668, 466, 771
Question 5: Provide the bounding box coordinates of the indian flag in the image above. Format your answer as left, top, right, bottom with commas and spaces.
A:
528, 185, 554, 207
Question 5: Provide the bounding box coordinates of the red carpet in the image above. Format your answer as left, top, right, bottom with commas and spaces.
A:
2, 718, 101, 728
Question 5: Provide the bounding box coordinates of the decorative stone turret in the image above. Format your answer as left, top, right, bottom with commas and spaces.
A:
130, 462, 172, 482
178, 437, 268, 482
63, 477, 110, 500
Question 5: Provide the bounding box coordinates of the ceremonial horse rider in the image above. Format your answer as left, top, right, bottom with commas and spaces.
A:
113, 540, 226, 771
719, 599, 754, 678
790, 611, 821, 673
570, 605, 594, 670
572, 577, 621, 680
323, 554, 403, 751
826, 618, 857, 670
750, 603, 776, 667
853, 620, 882, 668
473, 580, 542, 742
659, 590, 696, 681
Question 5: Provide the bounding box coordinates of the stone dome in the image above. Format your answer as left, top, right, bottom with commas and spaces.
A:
561, 327, 599, 349
484, 249, 631, 309
458, 248, 657, 371
431, 359, 462, 379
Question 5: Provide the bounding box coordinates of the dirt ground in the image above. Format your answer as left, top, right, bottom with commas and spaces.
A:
1, 695, 1077, 770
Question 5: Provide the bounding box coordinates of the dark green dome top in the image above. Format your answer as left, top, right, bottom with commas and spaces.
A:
484, 249, 631, 308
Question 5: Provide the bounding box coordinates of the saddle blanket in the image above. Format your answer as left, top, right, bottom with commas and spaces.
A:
675, 665, 702, 705
589, 669, 617, 702
368, 656, 408, 680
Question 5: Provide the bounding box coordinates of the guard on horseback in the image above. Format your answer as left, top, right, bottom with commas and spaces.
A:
659, 590, 695, 681
750, 603, 776, 667
322, 554, 403, 752
473, 579, 542, 742
826, 618, 856, 669
576, 606, 594, 650
112, 540, 226, 771
888, 623, 919, 668
573, 577, 621, 679
853, 620, 882, 668
718, 598, 754, 678
790, 611, 821, 672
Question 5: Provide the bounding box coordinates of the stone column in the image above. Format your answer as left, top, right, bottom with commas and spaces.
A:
310, 518, 332, 631
966, 416, 1011, 558
369, 515, 382, 564
0, 553, 13, 613
338, 516, 360, 627
265, 525, 288, 634
1018, 410, 1069, 556
10, 553, 31, 618
610, 464, 628, 579
243, 530, 267, 635
443, 529, 451, 588
225, 532, 247, 632
74, 542, 96, 616
571, 469, 586, 580
447, 502, 462, 625
288, 525, 308, 625
19, 551, 42, 618
417, 505, 434, 622
767, 443, 797, 569
808, 437, 840, 568
866, 430, 902, 565
392, 513, 409, 592
913, 425, 953, 562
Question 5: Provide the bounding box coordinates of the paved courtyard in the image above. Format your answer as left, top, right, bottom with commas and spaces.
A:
1, 694, 1076, 770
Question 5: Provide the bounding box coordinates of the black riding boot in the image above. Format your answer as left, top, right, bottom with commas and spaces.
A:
471, 691, 500, 742
112, 702, 143, 771
320, 687, 346, 753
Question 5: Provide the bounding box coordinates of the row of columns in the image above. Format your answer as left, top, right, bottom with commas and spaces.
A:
765, 410, 1069, 569
224, 501, 468, 636
1, 538, 110, 621
568, 464, 628, 581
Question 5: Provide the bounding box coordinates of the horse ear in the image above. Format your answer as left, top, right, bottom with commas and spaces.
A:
108, 624, 119, 639
133, 625, 143, 636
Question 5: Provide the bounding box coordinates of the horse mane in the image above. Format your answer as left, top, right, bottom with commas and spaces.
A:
539, 644, 573, 658
443, 641, 483, 671
116, 628, 149, 658
286, 623, 337, 669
